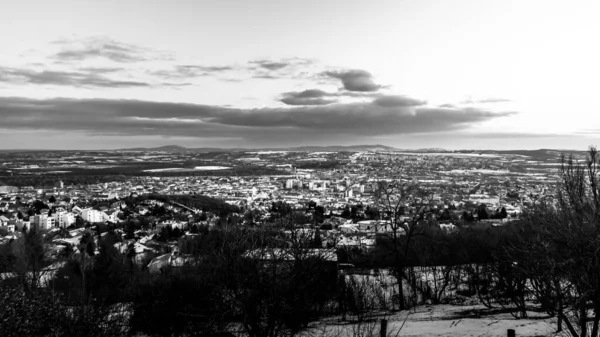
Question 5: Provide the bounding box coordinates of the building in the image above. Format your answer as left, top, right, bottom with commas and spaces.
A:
309, 180, 329, 191
285, 179, 302, 189
469, 194, 500, 206
103, 210, 119, 223
53, 210, 75, 228
82, 208, 103, 223
33, 214, 55, 230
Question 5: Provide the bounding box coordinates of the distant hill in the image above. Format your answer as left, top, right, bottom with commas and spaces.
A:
114, 144, 401, 153
118, 145, 189, 152
460, 149, 589, 161
285, 145, 399, 152
0, 145, 589, 157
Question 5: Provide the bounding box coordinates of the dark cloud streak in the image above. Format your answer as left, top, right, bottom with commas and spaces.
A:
323, 69, 382, 92
373, 95, 426, 107
0, 67, 150, 88
280, 89, 337, 106
0, 97, 517, 143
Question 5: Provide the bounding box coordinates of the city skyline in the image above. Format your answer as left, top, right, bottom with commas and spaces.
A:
1, 0, 599, 150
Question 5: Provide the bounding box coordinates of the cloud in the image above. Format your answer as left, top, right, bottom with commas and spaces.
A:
250, 60, 290, 71
0, 67, 150, 88
52, 37, 170, 63
373, 95, 426, 107
278, 90, 424, 107
280, 89, 337, 106
252, 74, 280, 79
153, 65, 234, 79
0, 97, 517, 144
249, 58, 315, 80
323, 69, 382, 92
77, 67, 124, 74
278, 90, 422, 106
461, 97, 512, 104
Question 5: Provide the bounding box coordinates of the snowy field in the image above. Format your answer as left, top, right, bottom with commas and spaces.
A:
193, 166, 231, 170
302, 304, 553, 337
441, 169, 557, 176
143, 166, 231, 172
394, 152, 503, 158
323, 267, 557, 336
247, 151, 290, 155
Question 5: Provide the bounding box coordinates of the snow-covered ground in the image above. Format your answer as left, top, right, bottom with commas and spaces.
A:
193, 166, 231, 170
442, 169, 510, 175
142, 168, 181, 172
247, 151, 290, 154
303, 304, 554, 337
394, 152, 503, 158
143, 166, 231, 172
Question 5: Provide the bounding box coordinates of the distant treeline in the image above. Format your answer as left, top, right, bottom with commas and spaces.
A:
0, 175, 130, 188
0, 166, 290, 188
141, 193, 240, 215
293, 160, 343, 169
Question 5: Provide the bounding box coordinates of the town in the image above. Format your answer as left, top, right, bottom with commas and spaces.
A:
0, 147, 570, 241
0, 146, 594, 337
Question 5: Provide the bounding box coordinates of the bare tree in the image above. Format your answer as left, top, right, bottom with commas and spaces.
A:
507, 147, 600, 337
375, 180, 432, 310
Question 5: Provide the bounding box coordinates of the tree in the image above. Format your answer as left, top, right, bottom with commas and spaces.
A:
500, 207, 508, 219
9, 229, 50, 293
124, 221, 135, 240
509, 147, 600, 336
374, 180, 431, 311
476, 204, 489, 220
312, 228, 323, 248
31, 200, 49, 214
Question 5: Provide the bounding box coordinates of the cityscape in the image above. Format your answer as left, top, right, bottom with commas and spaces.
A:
0, 146, 596, 336
2, 0, 600, 336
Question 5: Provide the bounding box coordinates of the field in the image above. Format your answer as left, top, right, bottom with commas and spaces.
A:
304, 304, 553, 337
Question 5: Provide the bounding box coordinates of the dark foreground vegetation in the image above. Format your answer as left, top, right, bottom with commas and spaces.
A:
1, 147, 600, 337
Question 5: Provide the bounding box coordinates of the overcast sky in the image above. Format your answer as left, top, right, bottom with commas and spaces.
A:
1, 0, 599, 150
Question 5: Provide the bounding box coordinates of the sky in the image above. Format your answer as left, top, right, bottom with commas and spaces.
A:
1, 0, 599, 150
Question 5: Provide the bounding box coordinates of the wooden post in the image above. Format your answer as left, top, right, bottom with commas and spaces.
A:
380, 319, 388, 337
507, 329, 516, 337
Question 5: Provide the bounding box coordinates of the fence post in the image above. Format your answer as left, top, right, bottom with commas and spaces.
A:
380, 319, 388, 337
507, 329, 515, 337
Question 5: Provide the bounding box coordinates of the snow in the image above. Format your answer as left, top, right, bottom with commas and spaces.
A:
302, 305, 553, 337
395, 152, 503, 158
193, 166, 231, 170
54, 237, 82, 246
248, 151, 290, 154
443, 169, 510, 175
142, 168, 181, 172
143, 166, 231, 172
387, 305, 552, 337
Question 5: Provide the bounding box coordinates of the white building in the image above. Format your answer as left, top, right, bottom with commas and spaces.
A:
53, 210, 75, 228
285, 179, 302, 189
82, 208, 103, 223
469, 194, 500, 206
